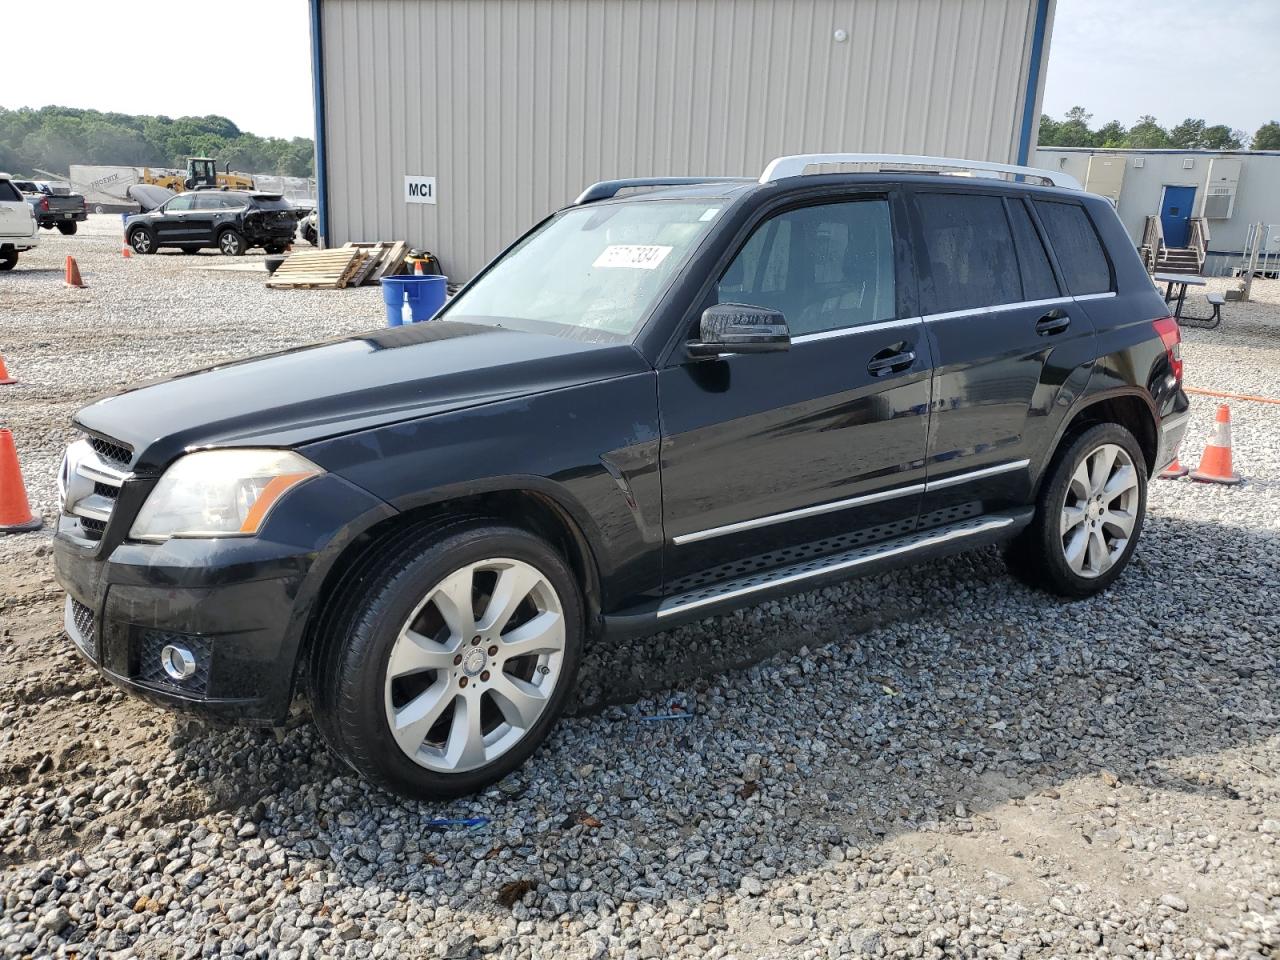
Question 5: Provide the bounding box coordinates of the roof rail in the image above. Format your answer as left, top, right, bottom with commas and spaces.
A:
574, 177, 753, 205
759, 153, 1082, 190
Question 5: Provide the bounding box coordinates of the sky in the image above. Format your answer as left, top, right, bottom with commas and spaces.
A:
0, 0, 314, 139
1, 0, 1275, 143
1042, 0, 1280, 137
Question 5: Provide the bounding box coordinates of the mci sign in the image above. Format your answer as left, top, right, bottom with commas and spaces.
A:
404, 176, 437, 205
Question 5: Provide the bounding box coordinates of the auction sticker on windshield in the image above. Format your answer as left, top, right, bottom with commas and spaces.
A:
593, 245, 673, 270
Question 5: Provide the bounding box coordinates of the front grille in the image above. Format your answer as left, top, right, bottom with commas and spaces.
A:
88, 437, 132, 469
66, 596, 96, 658
137, 630, 212, 694
61, 435, 131, 542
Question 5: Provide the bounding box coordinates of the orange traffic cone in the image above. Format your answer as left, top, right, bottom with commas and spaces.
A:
1158, 457, 1189, 479
0, 429, 42, 533
414, 260, 425, 275
1190, 405, 1242, 485
0, 355, 15, 386
65, 256, 85, 288
121, 244, 132, 258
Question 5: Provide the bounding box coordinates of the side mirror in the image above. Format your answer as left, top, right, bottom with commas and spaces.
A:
688, 303, 790, 358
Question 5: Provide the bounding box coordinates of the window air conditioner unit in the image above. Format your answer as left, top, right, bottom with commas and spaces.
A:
1133, 157, 1145, 168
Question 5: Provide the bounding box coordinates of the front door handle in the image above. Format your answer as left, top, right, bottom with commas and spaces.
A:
1035, 308, 1071, 336
867, 343, 916, 376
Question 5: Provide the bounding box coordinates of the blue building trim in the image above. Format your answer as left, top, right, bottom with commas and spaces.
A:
1016, 0, 1051, 166
308, 0, 329, 246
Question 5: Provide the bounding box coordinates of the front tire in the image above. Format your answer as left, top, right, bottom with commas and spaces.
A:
310, 520, 584, 800
128, 227, 156, 255
1007, 422, 1147, 598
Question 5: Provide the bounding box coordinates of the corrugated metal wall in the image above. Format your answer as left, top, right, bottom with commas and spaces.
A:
321, 0, 1050, 280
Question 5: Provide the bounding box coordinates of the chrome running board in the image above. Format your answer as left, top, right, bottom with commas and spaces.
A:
657, 513, 1021, 620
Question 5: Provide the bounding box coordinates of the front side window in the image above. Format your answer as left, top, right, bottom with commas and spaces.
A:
1033, 200, 1112, 295
164, 194, 196, 212
917, 193, 1022, 313
444, 200, 724, 341
717, 199, 896, 336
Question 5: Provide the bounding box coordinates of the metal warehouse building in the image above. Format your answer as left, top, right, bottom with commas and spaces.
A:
309, 0, 1056, 280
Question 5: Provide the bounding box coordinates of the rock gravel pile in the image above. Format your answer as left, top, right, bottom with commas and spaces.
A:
0, 220, 1277, 958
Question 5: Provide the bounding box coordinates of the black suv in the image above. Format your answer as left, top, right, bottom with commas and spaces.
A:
54, 154, 1188, 799
125, 190, 297, 256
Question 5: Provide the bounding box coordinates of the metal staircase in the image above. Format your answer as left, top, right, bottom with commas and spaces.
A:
1141, 216, 1210, 275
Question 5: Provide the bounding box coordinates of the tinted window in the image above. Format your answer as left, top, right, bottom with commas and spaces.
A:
194, 193, 225, 210
164, 194, 196, 212
1006, 199, 1059, 300
0, 181, 22, 203
717, 199, 896, 336
251, 196, 292, 211
917, 193, 1021, 313
1033, 200, 1112, 294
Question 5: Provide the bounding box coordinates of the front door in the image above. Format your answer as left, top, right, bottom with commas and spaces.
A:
1160, 185, 1196, 247
659, 194, 931, 584
155, 193, 198, 242
911, 190, 1098, 520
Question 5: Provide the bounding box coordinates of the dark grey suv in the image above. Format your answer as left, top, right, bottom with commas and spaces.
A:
125, 190, 298, 256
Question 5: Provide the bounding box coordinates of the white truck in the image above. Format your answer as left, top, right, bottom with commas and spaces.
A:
0, 173, 40, 270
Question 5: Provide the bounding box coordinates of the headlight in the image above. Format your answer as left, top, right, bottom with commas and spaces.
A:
129, 449, 323, 541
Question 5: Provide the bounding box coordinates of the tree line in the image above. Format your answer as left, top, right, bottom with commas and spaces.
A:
0, 105, 315, 179
1040, 107, 1280, 151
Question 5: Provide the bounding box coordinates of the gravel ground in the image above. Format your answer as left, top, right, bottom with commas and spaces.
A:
0, 217, 1277, 959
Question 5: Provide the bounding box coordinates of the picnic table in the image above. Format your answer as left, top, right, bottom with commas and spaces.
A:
1153, 272, 1223, 328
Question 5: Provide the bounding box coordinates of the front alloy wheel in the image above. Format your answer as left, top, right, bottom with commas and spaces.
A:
385, 558, 566, 772
310, 520, 583, 800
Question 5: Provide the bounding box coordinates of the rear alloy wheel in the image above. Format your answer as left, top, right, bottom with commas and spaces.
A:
1006, 421, 1147, 598
129, 227, 155, 255
311, 521, 583, 799
217, 229, 246, 256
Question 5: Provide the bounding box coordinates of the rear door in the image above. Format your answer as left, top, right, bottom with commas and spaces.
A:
0, 179, 35, 242
911, 189, 1097, 520
659, 192, 932, 584
190, 193, 227, 244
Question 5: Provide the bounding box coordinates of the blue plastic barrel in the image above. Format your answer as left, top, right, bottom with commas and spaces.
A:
381, 275, 448, 326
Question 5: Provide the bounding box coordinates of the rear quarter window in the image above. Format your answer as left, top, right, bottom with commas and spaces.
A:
1033, 200, 1113, 295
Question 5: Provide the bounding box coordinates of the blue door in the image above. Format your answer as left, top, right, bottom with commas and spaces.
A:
1160, 186, 1196, 247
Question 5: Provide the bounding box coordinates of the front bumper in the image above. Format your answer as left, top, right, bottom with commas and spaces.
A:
53, 472, 395, 724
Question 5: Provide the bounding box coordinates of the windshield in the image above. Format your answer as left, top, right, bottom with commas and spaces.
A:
443, 199, 724, 341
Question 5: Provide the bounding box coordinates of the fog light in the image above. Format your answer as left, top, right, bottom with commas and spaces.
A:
160, 644, 197, 681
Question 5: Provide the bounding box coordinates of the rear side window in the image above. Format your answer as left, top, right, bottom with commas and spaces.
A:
0, 181, 22, 203
1006, 199, 1059, 300
916, 194, 1021, 313
1033, 200, 1112, 294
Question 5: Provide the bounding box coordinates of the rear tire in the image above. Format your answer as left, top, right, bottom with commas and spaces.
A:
309, 519, 584, 800
1006, 422, 1147, 598
0, 250, 16, 271
217, 228, 246, 256
178, 245, 202, 255
56, 222, 78, 235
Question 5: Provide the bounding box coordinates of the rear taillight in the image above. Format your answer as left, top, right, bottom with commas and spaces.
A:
82, 198, 89, 213
38, 197, 49, 211
1152, 316, 1183, 383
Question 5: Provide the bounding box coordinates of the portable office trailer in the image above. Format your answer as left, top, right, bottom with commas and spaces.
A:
310, 0, 1057, 281
1036, 147, 1280, 275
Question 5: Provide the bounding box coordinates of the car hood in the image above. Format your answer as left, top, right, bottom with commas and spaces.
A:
75, 321, 650, 474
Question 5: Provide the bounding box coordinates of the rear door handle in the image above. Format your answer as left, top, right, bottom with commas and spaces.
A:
1035, 308, 1071, 335
867, 344, 916, 376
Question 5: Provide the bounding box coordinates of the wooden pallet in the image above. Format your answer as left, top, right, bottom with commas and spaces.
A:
266, 248, 366, 289
343, 241, 409, 285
